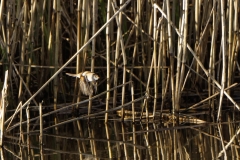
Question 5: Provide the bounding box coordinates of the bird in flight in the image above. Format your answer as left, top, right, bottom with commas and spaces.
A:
66, 71, 99, 96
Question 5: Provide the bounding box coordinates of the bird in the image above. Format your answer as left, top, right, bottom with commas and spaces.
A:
66, 71, 99, 96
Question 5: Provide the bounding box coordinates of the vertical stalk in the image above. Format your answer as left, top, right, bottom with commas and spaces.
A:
113, 0, 120, 111
105, 123, 112, 158
76, 0, 82, 74
217, 0, 227, 121
0, 71, 8, 147
166, 0, 176, 159
129, 0, 138, 95
113, 120, 121, 158
39, 102, 44, 160
89, 0, 97, 113
19, 0, 28, 100
217, 124, 227, 158
19, 102, 23, 160
75, 1, 84, 157
209, 1, 218, 110
54, 0, 61, 159
26, 0, 36, 87
153, 4, 157, 118
178, 0, 188, 100
90, 127, 97, 158
121, 122, 128, 159
83, 0, 91, 114
146, 1, 153, 81
174, 4, 184, 112
153, 122, 160, 160
105, 0, 111, 122
0, 0, 5, 43
26, 106, 30, 160
88, 124, 96, 158
165, 0, 174, 111
76, 120, 86, 159
110, 1, 122, 151
131, 81, 136, 158
194, 0, 200, 85
40, 0, 46, 90
132, 122, 137, 159
159, 11, 167, 115
76, 0, 87, 107
139, 1, 147, 83
232, 0, 239, 92
83, 0, 90, 70
112, 0, 127, 121
142, 123, 153, 159
227, 0, 233, 92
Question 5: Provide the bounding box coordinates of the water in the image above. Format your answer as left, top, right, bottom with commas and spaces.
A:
2, 105, 240, 159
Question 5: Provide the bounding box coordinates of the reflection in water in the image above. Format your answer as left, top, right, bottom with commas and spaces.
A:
2, 105, 240, 159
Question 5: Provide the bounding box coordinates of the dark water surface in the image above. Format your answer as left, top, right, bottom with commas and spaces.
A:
2, 104, 240, 160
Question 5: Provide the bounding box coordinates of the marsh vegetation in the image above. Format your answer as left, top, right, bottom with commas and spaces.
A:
0, 0, 240, 159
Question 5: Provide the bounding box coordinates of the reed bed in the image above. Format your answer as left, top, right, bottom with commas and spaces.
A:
0, 0, 240, 159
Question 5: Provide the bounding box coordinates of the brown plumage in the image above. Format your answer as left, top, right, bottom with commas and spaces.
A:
66, 71, 99, 96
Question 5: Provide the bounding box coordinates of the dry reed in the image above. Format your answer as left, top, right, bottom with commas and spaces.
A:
0, 0, 240, 159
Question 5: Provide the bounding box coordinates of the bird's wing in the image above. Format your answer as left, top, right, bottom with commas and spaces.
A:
82, 71, 91, 78
66, 72, 82, 78
79, 77, 93, 96
91, 81, 98, 94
